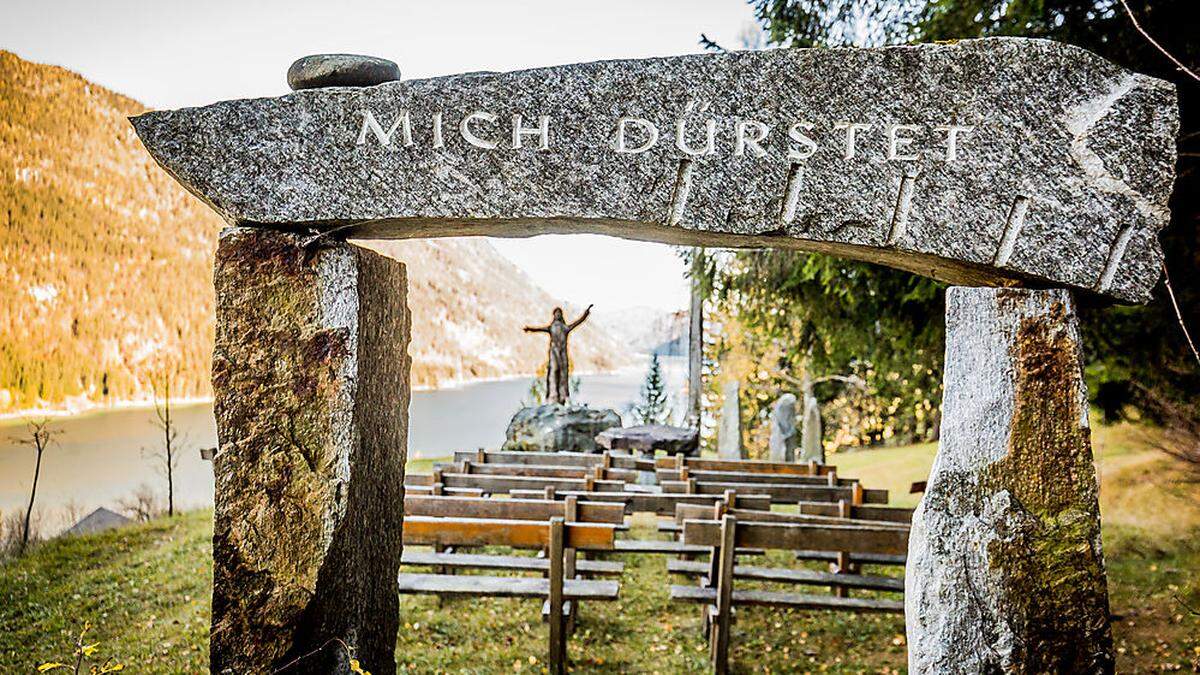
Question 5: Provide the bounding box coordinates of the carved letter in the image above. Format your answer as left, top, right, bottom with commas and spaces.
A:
787, 121, 818, 161
356, 109, 413, 147
887, 124, 921, 161
512, 114, 551, 150
432, 111, 445, 149
460, 111, 499, 150
734, 120, 770, 158
675, 116, 717, 157
613, 117, 659, 154
935, 125, 975, 161
833, 122, 871, 160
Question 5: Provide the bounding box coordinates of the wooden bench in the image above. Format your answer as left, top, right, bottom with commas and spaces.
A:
794, 500, 913, 524
406, 468, 627, 495
655, 455, 836, 476
400, 515, 619, 674
669, 515, 908, 674
661, 478, 888, 505
669, 503, 908, 590
507, 489, 772, 516
453, 448, 655, 471
401, 494, 626, 578
656, 467, 860, 487
436, 460, 640, 483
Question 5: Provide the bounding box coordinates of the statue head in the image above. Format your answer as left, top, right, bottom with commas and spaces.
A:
552, 307, 564, 321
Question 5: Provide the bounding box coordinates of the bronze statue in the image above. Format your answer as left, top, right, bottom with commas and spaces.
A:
524, 305, 593, 404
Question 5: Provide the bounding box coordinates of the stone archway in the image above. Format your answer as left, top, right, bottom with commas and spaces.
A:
133, 37, 1177, 674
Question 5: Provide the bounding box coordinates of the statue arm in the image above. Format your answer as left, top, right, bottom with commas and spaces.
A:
523, 324, 551, 333
567, 304, 594, 331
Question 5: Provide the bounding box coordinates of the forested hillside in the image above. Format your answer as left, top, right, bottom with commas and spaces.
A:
0, 51, 623, 414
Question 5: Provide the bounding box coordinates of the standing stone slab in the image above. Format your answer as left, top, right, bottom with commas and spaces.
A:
906, 287, 1112, 673
211, 228, 410, 674
767, 394, 798, 462
717, 380, 743, 459
798, 392, 823, 464
131, 38, 1178, 303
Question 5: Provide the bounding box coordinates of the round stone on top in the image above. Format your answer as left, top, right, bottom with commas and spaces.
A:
287, 54, 401, 91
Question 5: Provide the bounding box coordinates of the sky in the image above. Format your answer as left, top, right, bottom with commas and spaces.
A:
0, 0, 760, 312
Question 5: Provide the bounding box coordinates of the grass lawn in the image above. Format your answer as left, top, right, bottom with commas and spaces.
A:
2, 424, 1198, 673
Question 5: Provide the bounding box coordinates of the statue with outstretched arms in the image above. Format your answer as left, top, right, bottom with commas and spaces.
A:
524, 305, 593, 404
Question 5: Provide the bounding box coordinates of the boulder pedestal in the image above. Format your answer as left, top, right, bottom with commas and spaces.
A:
905, 287, 1113, 673
210, 228, 410, 674
503, 403, 621, 453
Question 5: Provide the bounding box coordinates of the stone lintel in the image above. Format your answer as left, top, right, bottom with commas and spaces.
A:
132, 38, 1178, 303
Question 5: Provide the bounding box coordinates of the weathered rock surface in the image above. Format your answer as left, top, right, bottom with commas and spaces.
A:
287, 54, 401, 90
596, 423, 700, 456
503, 403, 621, 453
798, 392, 823, 463
905, 287, 1112, 673
717, 380, 743, 459
133, 38, 1177, 303
210, 228, 410, 674
768, 394, 798, 462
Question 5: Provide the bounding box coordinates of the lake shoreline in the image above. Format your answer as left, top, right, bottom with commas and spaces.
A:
0, 362, 650, 427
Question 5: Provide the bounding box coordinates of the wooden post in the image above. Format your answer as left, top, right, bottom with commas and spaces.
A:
563, 496, 579, 632
475, 448, 486, 464
548, 517, 566, 675
808, 460, 818, 476
544, 485, 556, 501
712, 514, 737, 674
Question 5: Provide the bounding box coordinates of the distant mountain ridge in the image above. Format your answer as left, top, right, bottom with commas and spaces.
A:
0, 50, 626, 414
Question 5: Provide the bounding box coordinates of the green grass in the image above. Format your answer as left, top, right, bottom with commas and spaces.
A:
2, 429, 1198, 673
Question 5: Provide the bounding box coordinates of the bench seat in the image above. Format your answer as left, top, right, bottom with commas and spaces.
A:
611, 539, 764, 556
401, 550, 624, 577
398, 573, 619, 601
668, 584, 904, 613
666, 559, 903, 592
794, 549, 907, 566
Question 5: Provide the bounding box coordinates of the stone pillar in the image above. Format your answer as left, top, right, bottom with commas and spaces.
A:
716, 380, 743, 459
767, 394, 797, 462
798, 393, 823, 464
906, 287, 1112, 674
210, 228, 410, 675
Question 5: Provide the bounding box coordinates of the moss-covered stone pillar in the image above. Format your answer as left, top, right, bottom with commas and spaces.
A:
210, 227, 409, 674
906, 287, 1113, 673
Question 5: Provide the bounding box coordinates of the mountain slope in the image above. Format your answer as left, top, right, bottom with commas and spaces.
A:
0, 51, 625, 414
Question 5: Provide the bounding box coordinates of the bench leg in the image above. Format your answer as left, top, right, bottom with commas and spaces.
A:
833, 552, 859, 598
548, 518, 566, 675
711, 515, 736, 674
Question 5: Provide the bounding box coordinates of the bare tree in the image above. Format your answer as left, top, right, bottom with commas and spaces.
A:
145, 371, 185, 517
12, 419, 60, 554
119, 483, 161, 523
1135, 384, 1200, 479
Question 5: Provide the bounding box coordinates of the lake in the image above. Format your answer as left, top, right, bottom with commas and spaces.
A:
0, 356, 685, 534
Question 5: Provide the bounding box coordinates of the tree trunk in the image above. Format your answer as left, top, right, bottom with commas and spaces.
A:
165, 396, 174, 517
21, 447, 42, 553
687, 248, 704, 427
